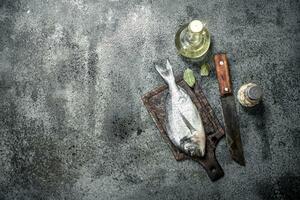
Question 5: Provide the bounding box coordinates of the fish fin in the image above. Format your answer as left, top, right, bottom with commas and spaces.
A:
180, 112, 206, 157
191, 131, 206, 157
155, 59, 175, 85
179, 111, 197, 132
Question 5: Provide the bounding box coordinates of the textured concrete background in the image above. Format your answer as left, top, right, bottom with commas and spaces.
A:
0, 0, 299, 199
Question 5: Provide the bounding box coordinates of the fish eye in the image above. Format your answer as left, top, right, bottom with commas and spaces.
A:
183, 143, 190, 150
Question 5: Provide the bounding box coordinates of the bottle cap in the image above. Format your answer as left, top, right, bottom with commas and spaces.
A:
188, 20, 204, 33
246, 85, 263, 100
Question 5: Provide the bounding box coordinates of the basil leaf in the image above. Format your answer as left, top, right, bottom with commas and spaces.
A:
200, 63, 210, 76
183, 68, 196, 87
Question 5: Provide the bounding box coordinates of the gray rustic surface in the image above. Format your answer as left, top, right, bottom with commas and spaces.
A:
0, 0, 299, 199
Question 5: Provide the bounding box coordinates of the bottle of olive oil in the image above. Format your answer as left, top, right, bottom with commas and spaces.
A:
175, 20, 211, 62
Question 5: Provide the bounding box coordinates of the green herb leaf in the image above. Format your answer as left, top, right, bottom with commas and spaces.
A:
200, 63, 210, 76
183, 68, 196, 87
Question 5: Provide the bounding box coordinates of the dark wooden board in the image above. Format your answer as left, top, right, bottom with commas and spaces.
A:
142, 78, 225, 181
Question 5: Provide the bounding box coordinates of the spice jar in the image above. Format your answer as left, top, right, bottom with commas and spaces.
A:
237, 83, 263, 107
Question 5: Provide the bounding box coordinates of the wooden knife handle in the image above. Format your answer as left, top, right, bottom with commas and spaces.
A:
214, 54, 233, 96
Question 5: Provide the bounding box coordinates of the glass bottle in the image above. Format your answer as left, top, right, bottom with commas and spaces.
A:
175, 20, 211, 62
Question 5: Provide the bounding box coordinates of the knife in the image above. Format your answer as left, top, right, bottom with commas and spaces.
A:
214, 53, 245, 166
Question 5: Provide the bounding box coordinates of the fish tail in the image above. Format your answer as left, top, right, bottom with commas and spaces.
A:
155, 59, 176, 86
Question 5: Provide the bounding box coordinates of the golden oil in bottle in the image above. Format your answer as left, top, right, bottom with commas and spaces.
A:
175, 20, 211, 62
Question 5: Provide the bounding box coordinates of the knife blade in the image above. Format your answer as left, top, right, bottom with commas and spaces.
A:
214, 53, 245, 166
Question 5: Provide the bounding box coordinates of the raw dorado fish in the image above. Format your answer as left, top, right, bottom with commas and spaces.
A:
155, 60, 206, 157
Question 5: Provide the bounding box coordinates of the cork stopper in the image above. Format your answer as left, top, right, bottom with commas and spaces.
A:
237, 83, 263, 107
246, 85, 263, 101
188, 20, 204, 33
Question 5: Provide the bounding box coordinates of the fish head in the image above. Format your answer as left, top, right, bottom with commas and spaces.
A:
185, 144, 203, 157
180, 137, 204, 157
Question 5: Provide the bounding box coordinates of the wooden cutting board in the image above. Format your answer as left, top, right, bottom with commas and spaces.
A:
142, 78, 225, 181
